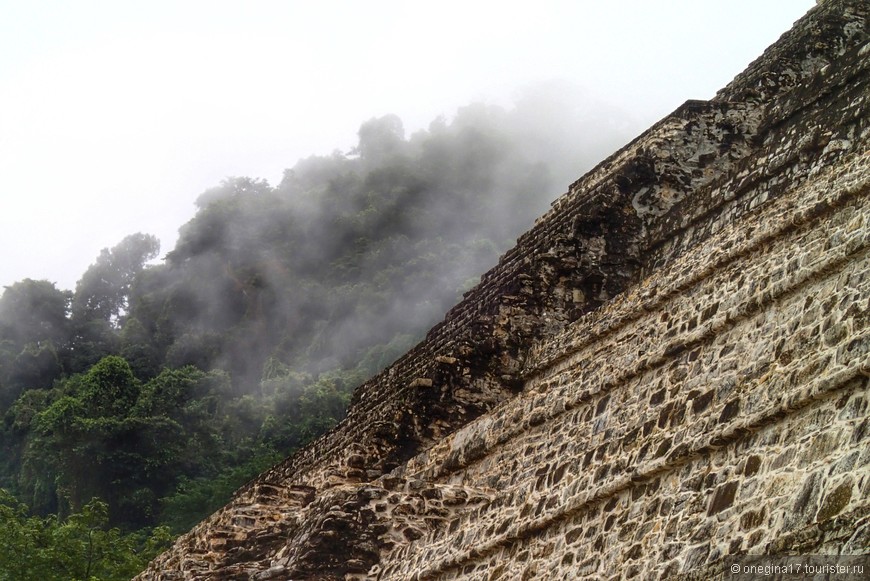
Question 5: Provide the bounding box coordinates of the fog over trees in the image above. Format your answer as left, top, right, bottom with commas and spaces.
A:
0, 93, 629, 574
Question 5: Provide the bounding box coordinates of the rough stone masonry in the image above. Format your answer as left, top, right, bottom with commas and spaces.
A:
135, 1, 869, 579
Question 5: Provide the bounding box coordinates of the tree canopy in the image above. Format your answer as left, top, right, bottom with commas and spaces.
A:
0, 97, 626, 576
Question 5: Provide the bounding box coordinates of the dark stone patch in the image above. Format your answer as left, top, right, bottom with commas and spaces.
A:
631, 484, 647, 501
622, 427, 640, 449
729, 538, 743, 554
565, 526, 583, 544
793, 473, 821, 514
683, 475, 704, 493
683, 542, 711, 570
658, 402, 675, 428
582, 450, 595, 468
851, 418, 868, 444
595, 394, 611, 417
707, 481, 739, 516
462, 434, 488, 464
700, 302, 720, 322
659, 498, 673, 516
747, 530, 764, 548
618, 521, 638, 542
744, 455, 762, 476
719, 399, 740, 423
829, 451, 859, 476
740, 508, 766, 530
667, 443, 690, 463
816, 480, 852, 522
551, 462, 568, 485
528, 409, 546, 427
642, 420, 656, 437
655, 437, 672, 458
703, 472, 718, 489
625, 543, 643, 560
771, 447, 797, 470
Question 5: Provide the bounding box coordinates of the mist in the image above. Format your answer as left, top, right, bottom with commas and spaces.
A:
0, 1, 815, 294
0, 88, 634, 530
0, 85, 630, 408
144, 85, 631, 390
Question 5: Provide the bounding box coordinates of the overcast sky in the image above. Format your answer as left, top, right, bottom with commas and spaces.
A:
0, 0, 815, 292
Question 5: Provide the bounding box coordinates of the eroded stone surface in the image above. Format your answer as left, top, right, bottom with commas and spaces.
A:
135, 1, 869, 579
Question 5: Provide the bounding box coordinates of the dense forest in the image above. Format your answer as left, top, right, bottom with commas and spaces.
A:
0, 95, 626, 578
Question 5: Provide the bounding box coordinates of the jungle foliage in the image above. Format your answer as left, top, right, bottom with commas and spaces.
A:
0, 99, 624, 577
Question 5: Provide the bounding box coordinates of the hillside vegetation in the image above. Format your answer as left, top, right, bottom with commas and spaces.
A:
0, 95, 625, 577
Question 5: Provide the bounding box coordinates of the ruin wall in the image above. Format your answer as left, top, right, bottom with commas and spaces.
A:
136, 1, 869, 578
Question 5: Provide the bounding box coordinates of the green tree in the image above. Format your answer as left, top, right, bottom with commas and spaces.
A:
79, 355, 139, 417
0, 280, 71, 407
22, 357, 141, 517
68, 234, 159, 373
0, 279, 70, 347
118, 317, 160, 380
0, 490, 172, 581
72, 233, 160, 327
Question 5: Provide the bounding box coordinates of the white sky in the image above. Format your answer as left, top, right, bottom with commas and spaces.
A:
0, 0, 815, 292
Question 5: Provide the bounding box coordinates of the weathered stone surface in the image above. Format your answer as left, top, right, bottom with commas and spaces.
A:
135, 1, 869, 579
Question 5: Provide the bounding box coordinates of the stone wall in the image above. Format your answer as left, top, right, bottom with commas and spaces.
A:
383, 151, 869, 580
135, 1, 869, 579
